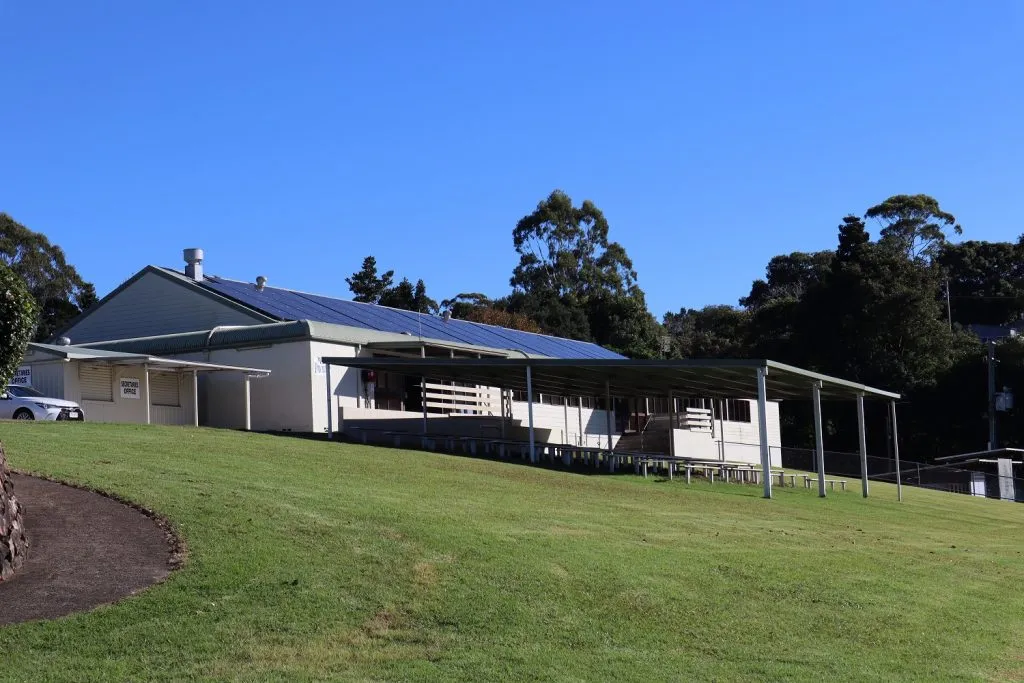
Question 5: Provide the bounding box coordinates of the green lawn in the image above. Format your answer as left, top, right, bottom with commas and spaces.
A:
1, 423, 1024, 682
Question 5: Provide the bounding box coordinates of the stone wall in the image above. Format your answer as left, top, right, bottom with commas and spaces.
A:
0, 441, 28, 581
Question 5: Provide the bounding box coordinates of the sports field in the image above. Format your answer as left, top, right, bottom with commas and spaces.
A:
1, 422, 1022, 681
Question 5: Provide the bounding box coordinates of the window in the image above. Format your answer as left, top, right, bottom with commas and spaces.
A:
7, 386, 44, 398
150, 372, 180, 407
80, 365, 113, 402
723, 399, 752, 423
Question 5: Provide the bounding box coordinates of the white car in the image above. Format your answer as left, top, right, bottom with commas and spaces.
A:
1, 385, 85, 421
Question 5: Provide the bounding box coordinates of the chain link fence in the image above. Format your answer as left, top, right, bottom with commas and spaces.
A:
778, 446, 1024, 502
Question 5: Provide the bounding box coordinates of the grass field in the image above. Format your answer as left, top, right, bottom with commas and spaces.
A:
1, 422, 1024, 681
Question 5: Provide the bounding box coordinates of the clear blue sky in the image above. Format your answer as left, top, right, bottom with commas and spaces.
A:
2, 1, 1022, 318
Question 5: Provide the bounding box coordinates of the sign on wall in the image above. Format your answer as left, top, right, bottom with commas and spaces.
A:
10, 366, 31, 387
120, 377, 141, 399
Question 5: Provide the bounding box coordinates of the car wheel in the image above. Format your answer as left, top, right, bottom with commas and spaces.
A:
13, 409, 34, 420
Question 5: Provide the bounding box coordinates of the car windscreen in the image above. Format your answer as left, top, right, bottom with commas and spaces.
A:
6, 386, 45, 398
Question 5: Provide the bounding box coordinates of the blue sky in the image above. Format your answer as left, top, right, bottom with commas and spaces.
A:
2, 1, 1022, 318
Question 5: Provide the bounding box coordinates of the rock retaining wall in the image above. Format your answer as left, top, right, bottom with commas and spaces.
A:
0, 441, 28, 581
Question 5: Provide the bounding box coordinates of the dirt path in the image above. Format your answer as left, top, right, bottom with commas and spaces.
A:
0, 474, 177, 625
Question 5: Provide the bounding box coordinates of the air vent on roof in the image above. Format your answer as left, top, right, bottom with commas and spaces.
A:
56, 336, 71, 346
255, 275, 267, 292
184, 248, 204, 281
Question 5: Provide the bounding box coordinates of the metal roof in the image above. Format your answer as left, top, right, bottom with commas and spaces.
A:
195, 273, 624, 360
322, 357, 901, 401
75, 321, 537, 358
27, 343, 271, 375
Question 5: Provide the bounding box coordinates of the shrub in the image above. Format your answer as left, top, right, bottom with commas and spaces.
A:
0, 264, 37, 386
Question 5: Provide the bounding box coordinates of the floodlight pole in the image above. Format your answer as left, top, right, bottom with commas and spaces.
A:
326, 362, 333, 440
856, 393, 868, 497
605, 379, 614, 472
526, 365, 536, 463
812, 381, 826, 498
890, 400, 903, 502
756, 366, 772, 499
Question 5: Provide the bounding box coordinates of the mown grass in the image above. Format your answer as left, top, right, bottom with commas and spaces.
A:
1, 422, 1024, 682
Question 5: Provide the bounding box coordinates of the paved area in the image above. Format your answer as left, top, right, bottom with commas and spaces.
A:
0, 474, 177, 625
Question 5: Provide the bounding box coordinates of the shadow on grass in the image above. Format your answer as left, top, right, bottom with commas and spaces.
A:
261, 430, 782, 497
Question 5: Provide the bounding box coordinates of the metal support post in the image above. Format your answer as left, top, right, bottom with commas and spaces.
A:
890, 400, 903, 502
143, 364, 151, 425
988, 340, 997, 450
326, 362, 333, 440
421, 344, 427, 434
856, 393, 868, 497
244, 375, 252, 431
812, 381, 826, 498
192, 369, 199, 427
756, 367, 772, 499
605, 380, 614, 472
526, 366, 536, 463
668, 391, 676, 458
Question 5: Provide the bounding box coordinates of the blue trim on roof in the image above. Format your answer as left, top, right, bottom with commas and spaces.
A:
199, 276, 625, 359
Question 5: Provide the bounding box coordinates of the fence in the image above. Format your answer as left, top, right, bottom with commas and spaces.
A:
779, 446, 1024, 502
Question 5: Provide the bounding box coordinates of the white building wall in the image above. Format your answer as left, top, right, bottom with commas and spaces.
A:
309, 341, 359, 434
510, 401, 619, 449
173, 341, 313, 432
673, 400, 782, 466
63, 270, 265, 344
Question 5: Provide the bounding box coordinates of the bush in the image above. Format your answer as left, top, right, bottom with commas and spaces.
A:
0, 264, 37, 386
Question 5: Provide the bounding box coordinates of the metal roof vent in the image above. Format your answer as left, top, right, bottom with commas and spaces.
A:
255, 275, 267, 292
183, 248, 204, 281
442, 310, 452, 322
56, 336, 71, 346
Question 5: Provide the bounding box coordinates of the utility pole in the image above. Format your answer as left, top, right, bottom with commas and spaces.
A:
987, 340, 997, 450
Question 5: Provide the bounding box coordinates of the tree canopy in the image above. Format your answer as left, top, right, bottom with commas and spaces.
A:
936, 240, 1024, 326
865, 194, 961, 261
508, 190, 662, 358
0, 264, 38, 386
379, 278, 438, 315
345, 256, 394, 304
347, 256, 438, 314
0, 213, 97, 341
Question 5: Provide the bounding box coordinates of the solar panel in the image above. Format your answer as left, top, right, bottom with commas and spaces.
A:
201, 276, 625, 359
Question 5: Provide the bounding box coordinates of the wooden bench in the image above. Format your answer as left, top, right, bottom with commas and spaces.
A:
802, 475, 848, 492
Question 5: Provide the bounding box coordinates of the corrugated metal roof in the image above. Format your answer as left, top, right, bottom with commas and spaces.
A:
325, 357, 902, 401
26, 343, 271, 374
76, 320, 540, 358
192, 273, 625, 360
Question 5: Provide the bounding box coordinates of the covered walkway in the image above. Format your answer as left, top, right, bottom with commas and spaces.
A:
23, 343, 271, 429
323, 357, 902, 501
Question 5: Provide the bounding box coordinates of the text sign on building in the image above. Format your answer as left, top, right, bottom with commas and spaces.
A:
10, 366, 31, 387
120, 378, 141, 399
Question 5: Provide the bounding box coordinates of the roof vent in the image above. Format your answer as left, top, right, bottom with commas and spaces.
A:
442, 310, 452, 322
255, 275, 267, 292
56, 336, 71, 346
183, 248, 204, 281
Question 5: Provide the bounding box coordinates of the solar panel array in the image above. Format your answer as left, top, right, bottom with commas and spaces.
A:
202, 276, 625, 359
